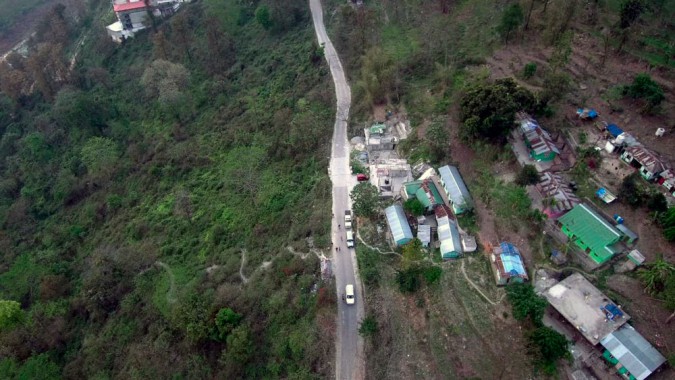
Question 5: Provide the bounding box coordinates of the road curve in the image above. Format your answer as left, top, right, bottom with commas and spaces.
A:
308, 1, 365, 379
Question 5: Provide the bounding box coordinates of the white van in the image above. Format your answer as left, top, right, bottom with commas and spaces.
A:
345, 284, 355, 305
346, 230, 354, 248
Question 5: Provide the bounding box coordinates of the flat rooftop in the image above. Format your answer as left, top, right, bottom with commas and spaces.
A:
543, 273, 630, 345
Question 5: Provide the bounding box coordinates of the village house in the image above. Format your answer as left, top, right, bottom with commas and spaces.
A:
543, 273, 630, 345
600, 324, 666, 380
364, 123, 398, 151
437, 165, 473, 215
384, 204, 413, 247
435, 205, 462, 259
400, 179, 444, 213
657, 169, 675, 197
106, 0, 187, 42
490, 242, 528, 285
517, 112, 559, 162
535, 172, 580, 219
620, 145, 669, 181
556, 204, 624, 265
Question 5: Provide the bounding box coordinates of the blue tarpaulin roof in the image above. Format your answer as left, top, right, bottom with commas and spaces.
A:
607, 124, 624, 137
500, 242, 526, 276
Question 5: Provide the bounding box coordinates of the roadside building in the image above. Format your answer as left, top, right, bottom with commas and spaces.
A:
401, 179, 444, 213
600, 324, 666, 380
517, 113, 559, 162
384, 204, 413, 246
557, 204, 623, 265
535, 172, 580, 219
606, 124, 624, 138
435, 205, 462, 259
621, 146, 669, 181
107, 0, 185, 41
490, 242, 528, 285
364, 123, 398, 151
437, 165, 473, 215
543, 273, 630, 345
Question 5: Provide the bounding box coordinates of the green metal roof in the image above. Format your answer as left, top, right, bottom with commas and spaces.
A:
558, 204, 622, 261
369, 123, 386, 134
404, 180, 443, 208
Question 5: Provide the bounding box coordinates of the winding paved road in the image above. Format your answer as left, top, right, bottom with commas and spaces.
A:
308, 1, 365, 379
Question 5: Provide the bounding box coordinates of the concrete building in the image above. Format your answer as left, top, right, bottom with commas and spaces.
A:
384, 204, 413, 246
601, 324, 666, 380
364, 123, 398, 151
417, 224, 431, 247
437, 165, 473, 215
490, 242, 528, 285
544, 273, 630, 345
657, 169, 675, 196
557, 204, 623, 265
621, 146, 669, 181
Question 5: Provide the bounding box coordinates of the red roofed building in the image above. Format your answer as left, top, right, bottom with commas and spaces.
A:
107, 0, 186, 42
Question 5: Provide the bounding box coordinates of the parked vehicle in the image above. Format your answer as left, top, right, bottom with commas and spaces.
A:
356, 173, 369, 182
344, 210, 352, 229
345, 284, 355, 305
346, 230, 354, 248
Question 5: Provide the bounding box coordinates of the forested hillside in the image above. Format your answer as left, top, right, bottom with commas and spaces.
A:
0, 0, 336, 378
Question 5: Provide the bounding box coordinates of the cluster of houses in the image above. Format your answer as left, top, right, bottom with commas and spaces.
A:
383, 165, 477, 258
599, 122, 674, 197
106, 0, 189, 43
540, 273, 666, 380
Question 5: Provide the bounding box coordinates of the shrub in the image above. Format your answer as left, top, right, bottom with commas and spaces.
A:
396, 268, 422, 293
423, 266, 442, 284
506, 283, 547, 325
516, 165, 540, 186
404, 198, 425, 216
624, 73, 665, 112
619, 173, 646, 208
523, 62, 537, 79
358, 316, 378, 337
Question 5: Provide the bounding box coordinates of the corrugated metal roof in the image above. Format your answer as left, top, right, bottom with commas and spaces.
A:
417, 224, 431, 247
600, 325, 666, 380
518, 114, 559, 157
624, 146, 668, 174
536, 172, 580, 213
113, 1, 148, 12
385, 204, 413, 245
558, 204, 622, 261
438, 165, 473, 212
405, 179, 444, 208
436, 215, 462, 258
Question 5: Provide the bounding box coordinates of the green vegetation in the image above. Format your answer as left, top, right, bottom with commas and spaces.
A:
522, 62, 537, 79
0, 300, 23, 331
351, 182, 381, 219
505, 283, 547, 326
637, 258, 675, 321
527, 326, 571, 374
661, 208, 675, 241
459, 78, 537, 143
0, 0, 336, 377
403, 198, 425, 217
358, 315, 378, 337
623, 73, 665, 113
516, 164, 540, 186
396, 239, 442, 293
497, 4, 523, 43
0, 0, 49, 33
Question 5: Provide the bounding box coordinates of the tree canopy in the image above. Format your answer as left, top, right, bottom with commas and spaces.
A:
506, 283, 547, 325
459, 78, 537, 143
350, 183, 381, 218
497, 4, 524, 42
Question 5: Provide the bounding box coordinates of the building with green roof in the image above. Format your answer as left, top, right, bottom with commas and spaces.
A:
401, 179, 444, 213
557, 204, 623, 265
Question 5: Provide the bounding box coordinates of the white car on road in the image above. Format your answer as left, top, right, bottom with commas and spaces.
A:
345, 284, 355, 305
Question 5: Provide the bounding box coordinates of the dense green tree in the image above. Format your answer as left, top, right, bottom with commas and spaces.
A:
638, 258, 674, 295
619, 173, 646, 208
497, 4, 523, 42
401, 238, 425, 270
619, 0, 645, 29
15, 354, 61, 380
528, 326, 570, 371
647, 193, 668, 213
459, 78, 536, 143
219, 325, 254, 377
516, 165, 540, 186
425, 119, 449, 163
213, 307, 243, 342
80, 137, 118, 179
0, 300, 24, 331
624, 73, 665, 112
255, 6, 272, 30
506, 283, 547, 325
350, 183, 381, 218
403, 198, 425, 216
